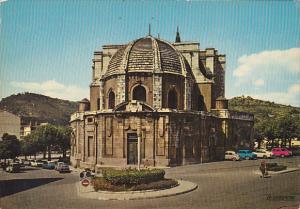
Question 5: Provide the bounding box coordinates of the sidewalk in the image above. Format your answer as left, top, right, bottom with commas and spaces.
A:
77, 180, 198, 200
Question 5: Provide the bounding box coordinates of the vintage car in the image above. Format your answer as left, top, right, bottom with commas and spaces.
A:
253, 149, 273, 159
224, 151, 240, 161
238, 150, 257, 160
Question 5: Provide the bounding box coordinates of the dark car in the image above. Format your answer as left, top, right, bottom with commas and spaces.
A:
6, 163, 21, 173
56, 162, 70, 173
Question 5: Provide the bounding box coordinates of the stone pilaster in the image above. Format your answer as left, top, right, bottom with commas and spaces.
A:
99, 80, 104, 111
184, 77, 193, 110
117, 75, 126, 104
153, 75, 162, 109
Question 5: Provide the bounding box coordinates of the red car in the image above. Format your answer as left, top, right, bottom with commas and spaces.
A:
271, 148, 290, 157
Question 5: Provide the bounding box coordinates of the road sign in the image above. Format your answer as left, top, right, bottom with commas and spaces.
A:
81, 178, 90, 187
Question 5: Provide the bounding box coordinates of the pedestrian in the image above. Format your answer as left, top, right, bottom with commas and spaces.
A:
259, 160, 267, 177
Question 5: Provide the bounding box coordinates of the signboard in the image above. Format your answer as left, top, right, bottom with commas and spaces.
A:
79, 170, 92, 188
81, 178, 90, 187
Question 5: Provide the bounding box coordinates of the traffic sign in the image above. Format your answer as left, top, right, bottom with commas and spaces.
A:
81, 178, 90, 187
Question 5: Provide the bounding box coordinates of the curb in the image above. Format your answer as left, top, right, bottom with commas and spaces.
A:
270, 168, 300, 175
77, 180, 198, 200
254, 168, 300, 176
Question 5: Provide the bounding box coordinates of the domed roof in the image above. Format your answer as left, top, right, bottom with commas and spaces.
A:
105, 36, 187, 78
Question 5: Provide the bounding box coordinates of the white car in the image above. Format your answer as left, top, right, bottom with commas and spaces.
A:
31, 160, 43, 167
225, 151, 240, 161
253, 149, 273, 158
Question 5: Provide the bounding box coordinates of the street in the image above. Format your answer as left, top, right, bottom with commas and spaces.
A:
0, 157, 300, 209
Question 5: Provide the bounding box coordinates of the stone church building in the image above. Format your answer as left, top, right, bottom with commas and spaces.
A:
70, 31, 254, 169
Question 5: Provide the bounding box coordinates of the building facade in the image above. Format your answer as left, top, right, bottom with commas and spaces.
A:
0, 110, 21, 139
70, 33, 254, 169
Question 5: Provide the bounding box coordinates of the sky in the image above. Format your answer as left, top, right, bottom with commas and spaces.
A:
0, 0, 299, 106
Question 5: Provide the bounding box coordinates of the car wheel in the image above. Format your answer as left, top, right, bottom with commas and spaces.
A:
232, 157, 237, 161
263, 155, 267, 159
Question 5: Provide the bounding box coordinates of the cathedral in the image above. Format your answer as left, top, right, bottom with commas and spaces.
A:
70, 29, 254, 170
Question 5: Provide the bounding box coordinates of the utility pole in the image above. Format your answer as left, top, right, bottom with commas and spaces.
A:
137, 117, 141, 170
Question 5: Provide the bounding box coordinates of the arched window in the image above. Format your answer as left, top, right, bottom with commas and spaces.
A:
132, 85, 146, 102
168, 89, 177, 109
108, 91, 115, 109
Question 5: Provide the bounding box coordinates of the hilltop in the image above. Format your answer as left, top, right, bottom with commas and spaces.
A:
0, 92, 78, 125
229, 96, 300, 126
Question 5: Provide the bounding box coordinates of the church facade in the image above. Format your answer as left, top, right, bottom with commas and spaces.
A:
70, 31, 254, 170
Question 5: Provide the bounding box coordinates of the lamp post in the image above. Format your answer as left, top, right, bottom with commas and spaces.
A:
137, 118, 141, 171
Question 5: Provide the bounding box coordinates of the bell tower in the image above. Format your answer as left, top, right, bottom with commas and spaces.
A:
175, 26, 181, 43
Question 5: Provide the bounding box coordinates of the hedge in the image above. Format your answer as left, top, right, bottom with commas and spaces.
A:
102, 168, 165, 186
266, 163, 287, 172
92, 177, 177, 192
266, 163, 278, 169
292, 150, 300, 156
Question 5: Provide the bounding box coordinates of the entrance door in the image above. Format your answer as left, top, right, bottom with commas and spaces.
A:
127, 133, 138, 164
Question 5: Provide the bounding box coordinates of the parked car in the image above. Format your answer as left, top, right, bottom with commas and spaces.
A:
31, 160, 43, 167
23, 160, 31, 166
253, 149, 273, 159
224, 151, 240, 161
42, 161, 56, 169
238, 150, 257, 160
56, 162, 70, 173
6, 163, 21, 173
55, 162, 64, 170
271, 148, 290, 157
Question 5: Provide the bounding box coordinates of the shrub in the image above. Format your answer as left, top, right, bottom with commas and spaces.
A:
292, 150, 300, 156
267, 165, 287, 172
266, 163, 278, 169
266, 163, 287, 172
91, 177, 177, 192
102, 168, 165, 186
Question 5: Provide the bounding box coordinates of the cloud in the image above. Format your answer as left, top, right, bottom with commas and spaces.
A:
233, 48, 300, 79
10, 80, 89, 101
253, 79, 264, 87
250, 83, 300, 107
0, 0, 8, 3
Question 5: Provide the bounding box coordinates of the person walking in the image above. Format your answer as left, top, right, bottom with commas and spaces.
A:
260, 160, 268, 177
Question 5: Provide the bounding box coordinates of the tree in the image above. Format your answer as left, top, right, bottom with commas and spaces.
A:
276, 115, 299, 148
56, 126, 72, 158
264, 119, 278, 148
20, 134, 39, 159
0, 133, 21, 162
33, 124, 58, 161
253, 119, 265, 148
